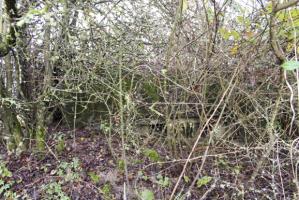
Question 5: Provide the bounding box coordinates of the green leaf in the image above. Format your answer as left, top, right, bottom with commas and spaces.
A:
230, 30, 240, 41
219, 28, 230, 40
196, 176, 212, 188
265, 3, 272, 13
141, 189, 154, 200
183, 175, 190, 183
281, 61, 299, 71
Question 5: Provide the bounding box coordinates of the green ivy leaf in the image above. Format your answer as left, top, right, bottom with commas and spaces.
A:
140, 189, 154, 200
281, 61, 299, 71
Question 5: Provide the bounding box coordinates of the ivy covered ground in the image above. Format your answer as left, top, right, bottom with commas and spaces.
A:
0, 126, 296, 200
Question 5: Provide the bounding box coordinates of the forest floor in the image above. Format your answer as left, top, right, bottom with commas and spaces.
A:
0, 126, 297, 200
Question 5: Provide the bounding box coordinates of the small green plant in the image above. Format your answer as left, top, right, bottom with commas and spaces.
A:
56, 158, 82, 182
196, 176, 212, 188
117, 159, 125, 171
0, 162, 20, 199
100, 122, 111, 134
140, 189, 154, 200
143, 148, 160, 162
101, 183, 113, 200
0, 163, 12, 178
156, 174, 170, 188
88, 171, 100, 184
41, 159, 82, 199
41, 182, 70, 200
138, 171, 149, 181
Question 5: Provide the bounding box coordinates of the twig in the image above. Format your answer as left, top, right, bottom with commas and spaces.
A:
143, 150, 244, 169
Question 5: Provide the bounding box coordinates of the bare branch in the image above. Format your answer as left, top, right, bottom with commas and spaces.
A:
274, 0, 299, 13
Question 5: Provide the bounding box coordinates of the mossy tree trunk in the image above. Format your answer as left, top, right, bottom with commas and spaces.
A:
35, 106, 46, 151
0, 78, 24, 152
3, 20, 13, 97
34, 17, 52, 151
0, 0, 18, 57
0, 0, 25, 152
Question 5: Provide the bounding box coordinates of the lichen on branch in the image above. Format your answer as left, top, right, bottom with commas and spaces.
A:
0, 0, 19, 57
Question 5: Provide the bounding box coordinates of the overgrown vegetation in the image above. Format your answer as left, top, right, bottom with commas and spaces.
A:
1, 0, 299, 199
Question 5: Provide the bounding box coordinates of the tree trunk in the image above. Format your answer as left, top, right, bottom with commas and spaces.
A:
34, 5, 52, 151
0, 0, 25, 152
0, 78, 24, 152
